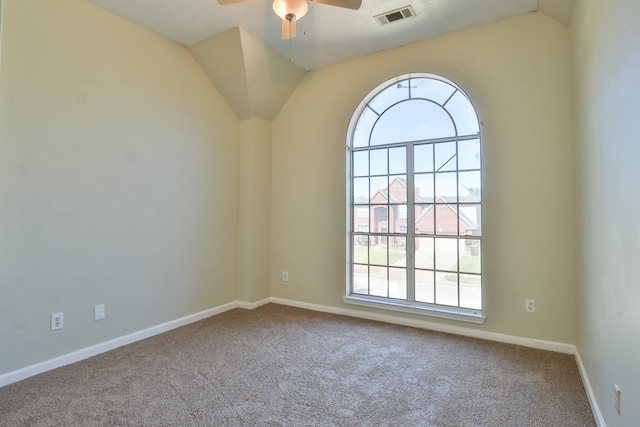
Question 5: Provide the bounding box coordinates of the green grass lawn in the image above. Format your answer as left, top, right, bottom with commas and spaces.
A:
458, 255, 481, 274
446, 255, 481, 283
353, 245, 480, 285
353, 245, 406, 266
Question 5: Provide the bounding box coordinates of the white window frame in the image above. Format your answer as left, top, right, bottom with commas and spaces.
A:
344, 73, 485, 324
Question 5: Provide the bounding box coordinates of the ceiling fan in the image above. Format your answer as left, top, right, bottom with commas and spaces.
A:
218, 0, 362, 39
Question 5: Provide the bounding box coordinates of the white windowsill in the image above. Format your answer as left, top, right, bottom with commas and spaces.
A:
343, 295, 486, 324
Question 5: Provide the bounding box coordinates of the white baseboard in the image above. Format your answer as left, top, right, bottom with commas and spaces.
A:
0, 300, 241, 388
238, 297, 272, 310
1, 296, 606, 427
271, 297, 576, 354
575, 350, 607, 427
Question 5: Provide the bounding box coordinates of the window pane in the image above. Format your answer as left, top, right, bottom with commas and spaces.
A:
435, 172, 457, 200
370, 238, 389, 265
415, 237, 434, 269
459, 171, 481, 202
458, 139, 481, 170
389, 205, 406, 233
353, 236, 369, 264
389, 268, 407, 299
435, 141, 457, 172
389, 147, 406, 174
390, 236, 406, 267
353, 177, 369, 203
369, 266, 388, 297
445, 90, 479, 136
435, 204, 458, 235
415, 173, 434, 203
353, 151, 369, 176
436, 271, 458, 306
415, 204, 434, 235
370, 205, 388, 234
370, 176, 388, 200
411, 78, 456, 105
460, 204, 481, 236
356, 206, 370, 219
353, 107, 377, 148
398, 204, 408, 220
461, 240, 481, 273
414, 143, 434, 173
388, 176, 407, 203
460, 275, 482, 309
415, 269, 434, 303
353, 206, 370, 232
353, 265, 368, 294
371, 101, 455, 145
435, 238, 457, 270
370, 148, 388, 175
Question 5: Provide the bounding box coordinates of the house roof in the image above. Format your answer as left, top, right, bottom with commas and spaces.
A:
415, 197, 478, 230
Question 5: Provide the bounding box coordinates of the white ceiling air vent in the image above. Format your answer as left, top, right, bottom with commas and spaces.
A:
374, 5, 416, 26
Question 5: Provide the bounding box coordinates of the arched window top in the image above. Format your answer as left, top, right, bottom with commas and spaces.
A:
349, 74, 480, 149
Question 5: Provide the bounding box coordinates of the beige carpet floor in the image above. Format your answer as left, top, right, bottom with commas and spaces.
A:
1, 303, 595, 426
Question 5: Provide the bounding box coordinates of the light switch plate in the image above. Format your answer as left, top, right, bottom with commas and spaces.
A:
94, 304, 105, 321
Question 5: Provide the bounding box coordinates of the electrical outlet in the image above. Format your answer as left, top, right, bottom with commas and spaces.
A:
94, 304, 105, 321
525, 298, 535, 313
51, 313, 64, 331
614, 384, 621, 415
282, 271, 289, 282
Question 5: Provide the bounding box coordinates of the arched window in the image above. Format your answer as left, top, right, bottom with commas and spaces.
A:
345, 74, 484, 323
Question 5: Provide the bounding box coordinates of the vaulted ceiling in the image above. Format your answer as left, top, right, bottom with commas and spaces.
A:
88, 0, 574, 71
85, 0, 574, 120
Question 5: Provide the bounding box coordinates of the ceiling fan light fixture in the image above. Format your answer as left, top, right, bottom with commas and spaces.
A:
272, 0, 308, 21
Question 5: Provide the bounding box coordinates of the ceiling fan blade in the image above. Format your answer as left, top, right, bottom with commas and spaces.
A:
281, 18, 297, 39
218, 0, 252, 4
310, 0, 361, 10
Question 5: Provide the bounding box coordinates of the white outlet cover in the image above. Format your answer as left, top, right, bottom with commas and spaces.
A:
51, 312, 64, 331
525, 299, 535, 313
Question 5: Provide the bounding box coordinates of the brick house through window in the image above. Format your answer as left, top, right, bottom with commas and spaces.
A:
353, 177, 479, 249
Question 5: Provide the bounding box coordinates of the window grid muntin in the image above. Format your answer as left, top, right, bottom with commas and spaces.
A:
348, 75, 481, 313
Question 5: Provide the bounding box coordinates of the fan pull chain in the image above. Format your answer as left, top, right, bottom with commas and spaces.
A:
289, 26, 292, 62
285, 13, 295, 62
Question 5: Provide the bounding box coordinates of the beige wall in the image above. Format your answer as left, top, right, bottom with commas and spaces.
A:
0, 0, 239, 374
0, 0, 596, 392
573, 0, 640, 424
272, 12, 576, 343
237, 118, 272, 303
